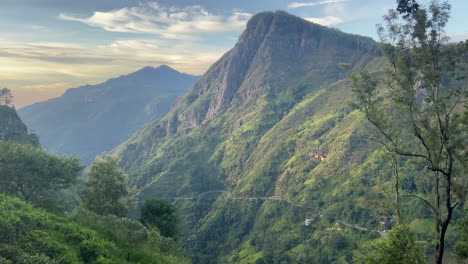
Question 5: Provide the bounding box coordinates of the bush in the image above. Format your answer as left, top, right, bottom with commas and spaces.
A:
140, 199, 179, 239
78, 239, 115, 263
363, 225, 424, 264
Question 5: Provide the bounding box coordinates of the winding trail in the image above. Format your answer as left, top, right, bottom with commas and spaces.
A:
155, 190, 384, 235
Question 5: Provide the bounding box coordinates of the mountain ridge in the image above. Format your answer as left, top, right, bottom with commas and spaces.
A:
19, 65, 198, 164
164, 11, 380, 131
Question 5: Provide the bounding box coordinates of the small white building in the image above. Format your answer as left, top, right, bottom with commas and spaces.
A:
305, 213, 320, 226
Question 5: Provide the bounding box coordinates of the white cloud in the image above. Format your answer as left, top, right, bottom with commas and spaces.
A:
59, 3, 252, 39
288, 0, 348, 9
20, 83, 71, 90
449, 33, 468, 42
305, 16, 344, 25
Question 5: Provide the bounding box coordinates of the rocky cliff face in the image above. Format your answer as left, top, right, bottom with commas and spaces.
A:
19, 66, 198, 164
113, 11, 390, 263
165, 11, 379, 133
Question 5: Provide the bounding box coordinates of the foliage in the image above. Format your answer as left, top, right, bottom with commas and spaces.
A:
0, 141, 83, 202
81, 155, 135, 217
109, 10, 464, 264
0, 88, 13, 107
140, 198, 179, 239
0, 195, 189, 264
363, 225, 424, 264
455, 217, 468, 261
352, 1, 468, 263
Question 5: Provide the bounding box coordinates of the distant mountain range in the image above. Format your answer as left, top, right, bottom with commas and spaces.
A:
18, 66, 198, 164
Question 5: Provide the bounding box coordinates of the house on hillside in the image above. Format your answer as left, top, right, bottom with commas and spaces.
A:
379, 215, 395, 232
305, 213, 321, 226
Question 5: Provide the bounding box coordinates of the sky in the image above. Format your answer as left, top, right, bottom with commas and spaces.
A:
1, 0, 467, 108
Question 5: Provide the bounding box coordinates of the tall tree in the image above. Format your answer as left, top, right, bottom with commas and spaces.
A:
81, 155, 135, 217
0, 141, 83, 202
0, 88, 13, 107
351, 1, 468, 263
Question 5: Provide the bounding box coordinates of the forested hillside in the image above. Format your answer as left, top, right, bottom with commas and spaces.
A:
111, 11, 409, 263
112, 9, 468, 262
19, 66, 198, 164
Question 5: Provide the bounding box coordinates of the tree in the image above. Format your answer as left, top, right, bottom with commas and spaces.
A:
81, 155, 135, 217
364, 225, 425, 264
0, 141, 83, 202
351, 1, 467, 263
0, 88, 13, 107
140, 198, 179, 239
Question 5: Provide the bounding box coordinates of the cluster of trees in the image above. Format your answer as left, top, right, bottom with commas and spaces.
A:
0, 141, 83, 203
352, 0, 467, 263
0, 139, 181, 239
80, 155, 179, 239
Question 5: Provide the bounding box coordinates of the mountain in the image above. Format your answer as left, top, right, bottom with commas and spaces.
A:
0, 105, 39, 145
18, 66, 198, 164
112, 12, 449, 263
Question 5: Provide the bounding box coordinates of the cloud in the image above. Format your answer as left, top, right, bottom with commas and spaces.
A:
450, 33, 468, 42
20, 83, 71, 90
288, 0, 347, 9
59, 3, 252, 39
305, 16, 344, 25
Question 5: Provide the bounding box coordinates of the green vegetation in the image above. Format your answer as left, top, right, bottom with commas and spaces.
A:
0, 104, 189, 263
351, 1, 468, 262
0, 141, 82, 202
455, 217, 468, 260
81, 155, 135, 217
362, 225, 424, 264
111, 8, 466, 264
140, 198, 179, 239
0, 195, 189, 264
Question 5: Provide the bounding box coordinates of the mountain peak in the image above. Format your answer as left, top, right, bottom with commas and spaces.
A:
169, 11, 379, 129
136, 65, 172, 72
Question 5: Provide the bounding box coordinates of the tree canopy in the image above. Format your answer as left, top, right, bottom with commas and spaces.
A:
352, 0, 468, 263
140, 198, 179, 239
0, 141, 83, 202
81, 155, 135, 217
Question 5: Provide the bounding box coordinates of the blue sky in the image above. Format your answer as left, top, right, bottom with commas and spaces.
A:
1, 0, 467, 107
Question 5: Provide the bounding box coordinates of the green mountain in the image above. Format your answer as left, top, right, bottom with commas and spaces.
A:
113, 12, 444, 263
18, 66, 198, 164
0, 105, 38, 146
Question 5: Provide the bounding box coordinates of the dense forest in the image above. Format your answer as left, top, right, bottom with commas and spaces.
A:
0, 0, 467, 264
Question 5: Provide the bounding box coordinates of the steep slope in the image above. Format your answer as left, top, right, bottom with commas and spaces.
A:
112, 11, 410, 263
0, 105, 38, 145
0, 195, 189, 264
18, 66, 198, 164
